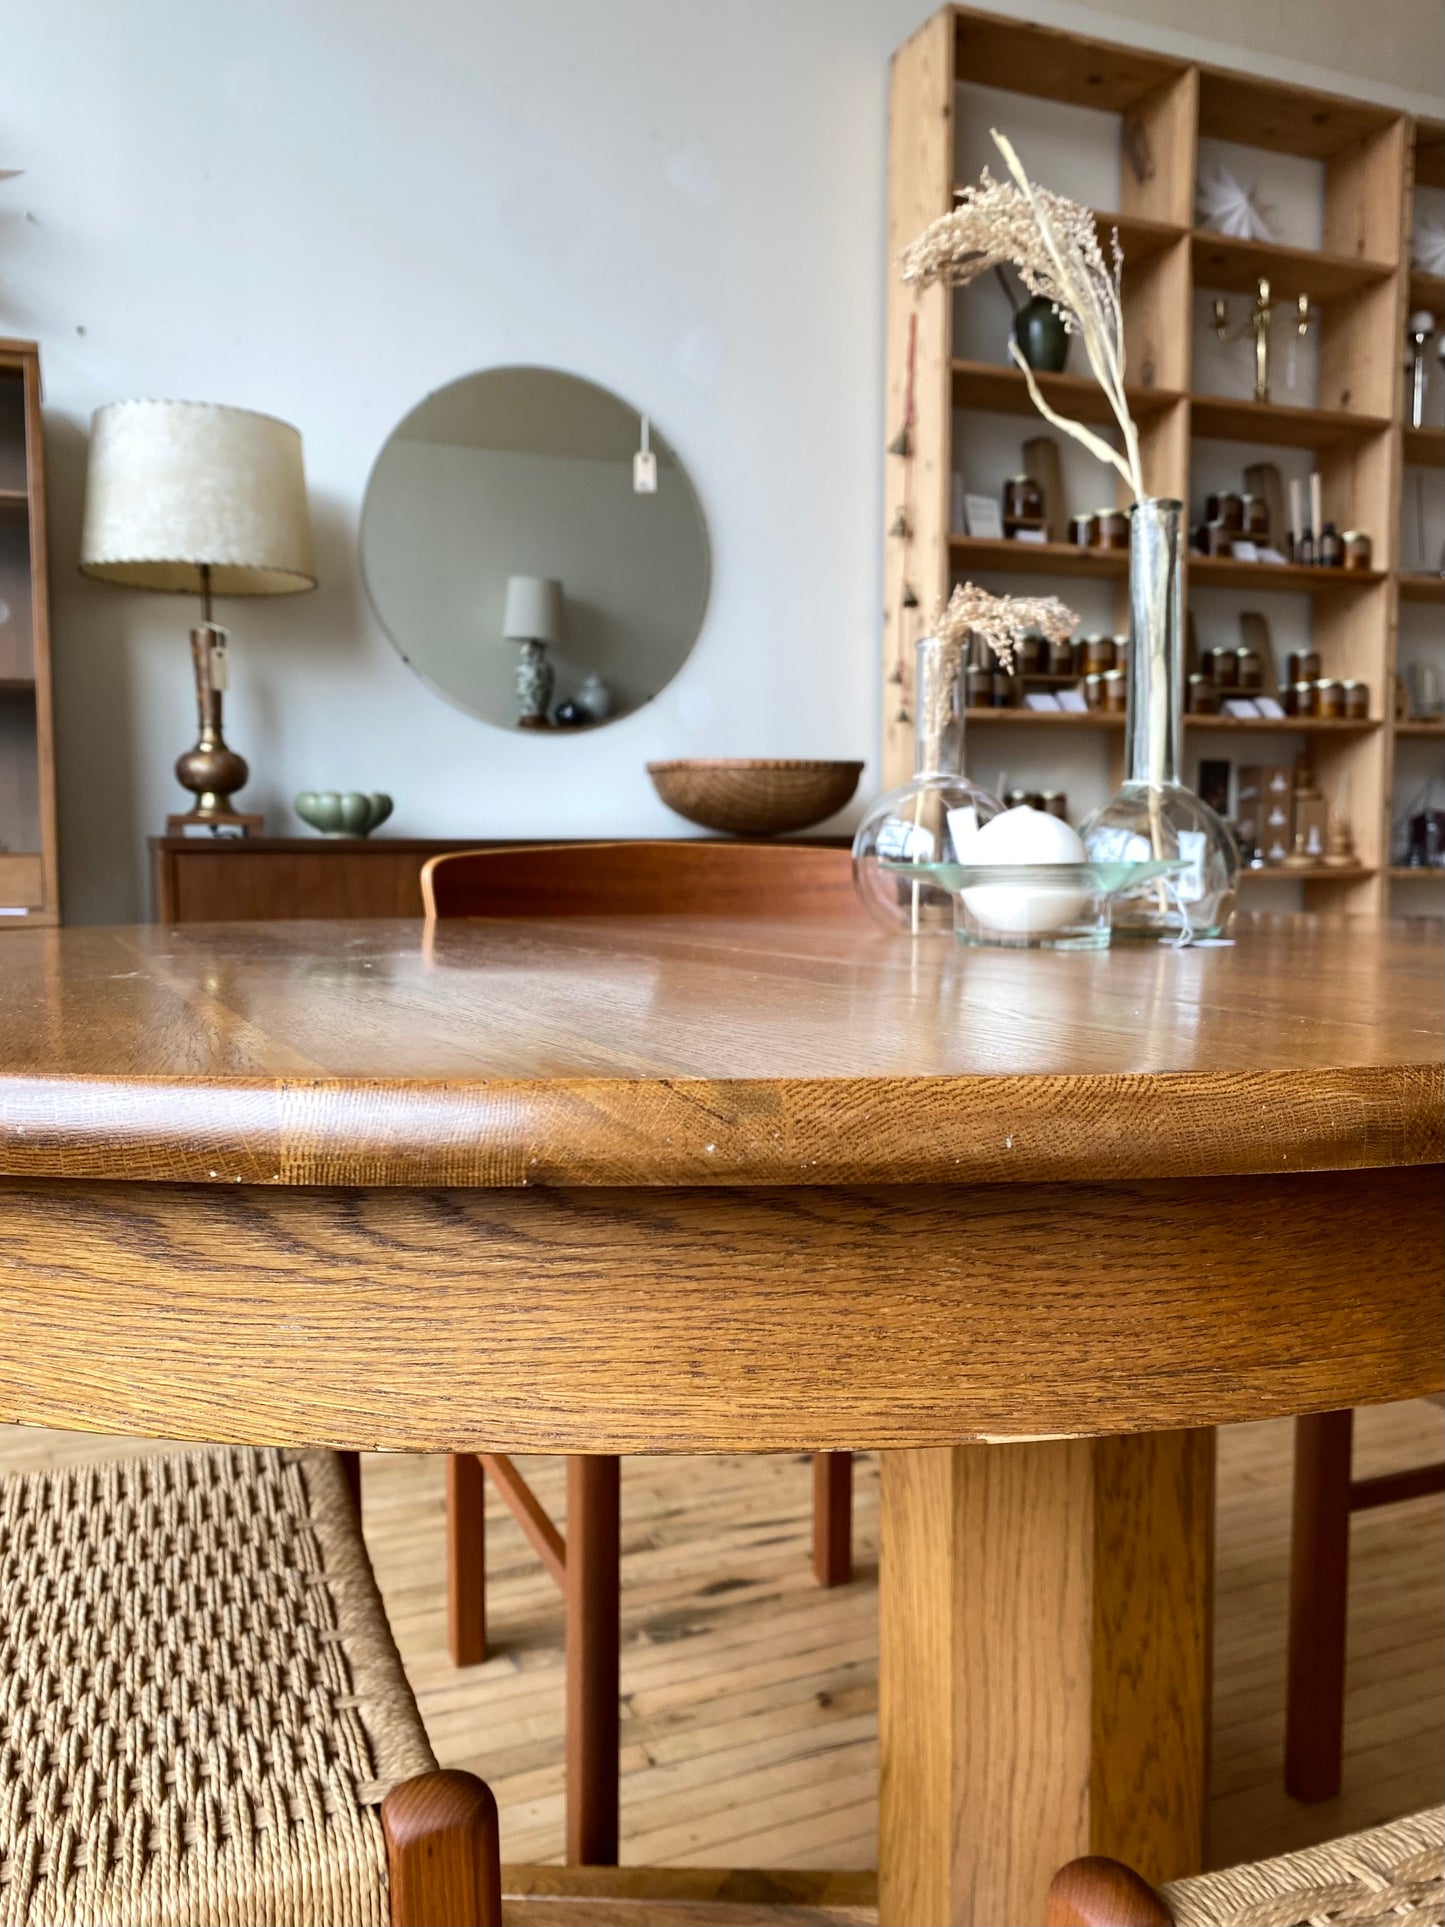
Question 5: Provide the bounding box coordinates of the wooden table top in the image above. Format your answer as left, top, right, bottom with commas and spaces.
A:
0, 914, 1440, 1187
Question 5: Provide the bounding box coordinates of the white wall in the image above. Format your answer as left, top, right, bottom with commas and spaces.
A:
3, 0, 1442, 923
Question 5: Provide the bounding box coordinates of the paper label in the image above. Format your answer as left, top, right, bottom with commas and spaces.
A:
1177, 829, 1207, 901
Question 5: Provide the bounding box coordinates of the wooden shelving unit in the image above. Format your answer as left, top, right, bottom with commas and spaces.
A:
884, 6, 1437, 916
0, 340, 58, 927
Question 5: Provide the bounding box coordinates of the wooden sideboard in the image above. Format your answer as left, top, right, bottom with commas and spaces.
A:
150, 837, 485, 923
149, 835, 850, 923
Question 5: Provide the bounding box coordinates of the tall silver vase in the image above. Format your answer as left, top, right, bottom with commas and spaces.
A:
1080, 498, 1239, 938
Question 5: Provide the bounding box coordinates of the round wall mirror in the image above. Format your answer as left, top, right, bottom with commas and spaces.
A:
360, 366, 711, 732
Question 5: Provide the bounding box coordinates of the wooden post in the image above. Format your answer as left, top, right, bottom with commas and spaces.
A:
879, 1431, 1213, 1927
565, 1454, 622, 1865
1285, 1409, 1355, 1802
447, 1452, 489, 1668
812, 1451, 854, 1586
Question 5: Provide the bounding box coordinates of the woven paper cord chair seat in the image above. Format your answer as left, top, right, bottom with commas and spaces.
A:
0, 1446, 436, 1927
1161, 1808, 1445, 1927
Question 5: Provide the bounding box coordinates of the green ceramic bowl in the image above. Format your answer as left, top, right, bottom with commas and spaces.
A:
294, 791, 394, 837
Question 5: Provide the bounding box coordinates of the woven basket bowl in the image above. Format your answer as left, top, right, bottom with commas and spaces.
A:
647, 759, 864, 836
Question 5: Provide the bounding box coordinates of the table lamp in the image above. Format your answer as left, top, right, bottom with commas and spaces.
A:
80, 399, 316, 832
502, 574, 563, 728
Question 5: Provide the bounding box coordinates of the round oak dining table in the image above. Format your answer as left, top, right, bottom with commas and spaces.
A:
0, 911, 1440, 1927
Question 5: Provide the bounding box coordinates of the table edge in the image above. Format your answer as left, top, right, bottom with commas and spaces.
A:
1, 1062, 1440, 1185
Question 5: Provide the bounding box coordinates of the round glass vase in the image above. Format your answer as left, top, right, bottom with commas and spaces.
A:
853, 636, 1003, 934
1079, 499, 1239, 939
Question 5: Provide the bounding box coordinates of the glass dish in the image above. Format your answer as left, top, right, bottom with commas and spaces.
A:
882, 858, 1188, 950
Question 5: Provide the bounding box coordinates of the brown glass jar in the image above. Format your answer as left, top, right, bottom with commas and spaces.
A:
1079, 634, 1115, 675
1207, 647, 1240, 690
1069, 512, 1096, 547
1083, 673, 1106, 710
1016, 632, 1047, 677
1342, 679, 1370, 720
990, 668, 1015, 709
1048, 634, 1075, 676
1342, 530, 1372, 572
1005, 788, 1045, 810
1235, 648, 1264, 692
1205, 490, 1244, 532
1187, 673, 1219, 715
1099, 669, 1128, 713
1040, 791, 1069, 820
1242, 494, 1270, 540
1319, 522, 1344, 568
965, 666, 993, 710
1315, 678, 1345, 718
1285, 680, 1319, 717
1094, 507, 1128, 550
1287, 648, 1322, 685
1003, 473, 1044, 534
1205, 521, 1234, 557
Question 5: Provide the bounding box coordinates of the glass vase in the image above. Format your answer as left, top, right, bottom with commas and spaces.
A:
853, 635, 1003, 933
1079, 498, 1239, 938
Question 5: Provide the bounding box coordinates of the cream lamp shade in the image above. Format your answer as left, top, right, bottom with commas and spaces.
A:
502, 574, 563, 645
79, 400, 316, 595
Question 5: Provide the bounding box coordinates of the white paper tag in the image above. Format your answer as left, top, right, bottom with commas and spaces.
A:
1024, 691, 1062, 711
1254, 695, 1286, 718
1177, 829, 1207, 901
1056, 689, 1088, 713
633, 449, 658, 493
1231, 539, 1260, 562
1222, 697, 1261, 718
1012, 528, 1046, 544
964, 494, 1004, 539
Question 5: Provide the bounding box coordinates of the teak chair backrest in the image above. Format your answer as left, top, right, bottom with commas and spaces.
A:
421, 840, 860, 921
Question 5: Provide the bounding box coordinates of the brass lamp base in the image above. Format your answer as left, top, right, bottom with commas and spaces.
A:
173, 622, 262, 834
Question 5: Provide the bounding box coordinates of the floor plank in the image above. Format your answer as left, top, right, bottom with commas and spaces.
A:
0, 1407, 1439, 1879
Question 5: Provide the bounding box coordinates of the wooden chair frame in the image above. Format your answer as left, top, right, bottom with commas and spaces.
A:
1285, 1405, 1445, 1801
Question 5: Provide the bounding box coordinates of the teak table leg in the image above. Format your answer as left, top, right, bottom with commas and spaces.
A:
812, 1451, 853, 1586
879, 1431, 1214, 1927
1285, 1409, 1354, 1803
565, 1454, 622, 1865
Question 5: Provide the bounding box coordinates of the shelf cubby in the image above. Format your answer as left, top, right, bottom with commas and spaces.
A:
1190, 232, 1393, 305
1189, 397, 1391, 448
949, 360, 1180, 423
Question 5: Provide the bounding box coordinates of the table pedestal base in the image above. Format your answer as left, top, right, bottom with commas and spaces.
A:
880, 1431, 1214, 1927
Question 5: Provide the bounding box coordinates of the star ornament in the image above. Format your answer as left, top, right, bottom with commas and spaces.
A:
1196, 166, 1275, 243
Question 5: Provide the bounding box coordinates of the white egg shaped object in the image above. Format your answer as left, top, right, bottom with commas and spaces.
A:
960, 805, 1090, 936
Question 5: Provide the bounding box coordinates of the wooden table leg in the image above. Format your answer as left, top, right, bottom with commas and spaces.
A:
565, 1454, 621, 1865
879, 1431, 1214, 1927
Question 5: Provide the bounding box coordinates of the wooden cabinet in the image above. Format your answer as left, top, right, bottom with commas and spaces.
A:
149, 835, 851, 923
150, 837, 481, 923
0, 340, 58, 926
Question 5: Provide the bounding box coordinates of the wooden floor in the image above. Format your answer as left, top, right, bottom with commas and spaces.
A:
2, 1404, 1440, 1879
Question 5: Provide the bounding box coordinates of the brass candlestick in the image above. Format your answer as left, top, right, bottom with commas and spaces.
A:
1213, 278, 1312, 404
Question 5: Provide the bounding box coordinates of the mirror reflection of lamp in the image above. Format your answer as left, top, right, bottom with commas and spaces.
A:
503, 575, 563, 728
